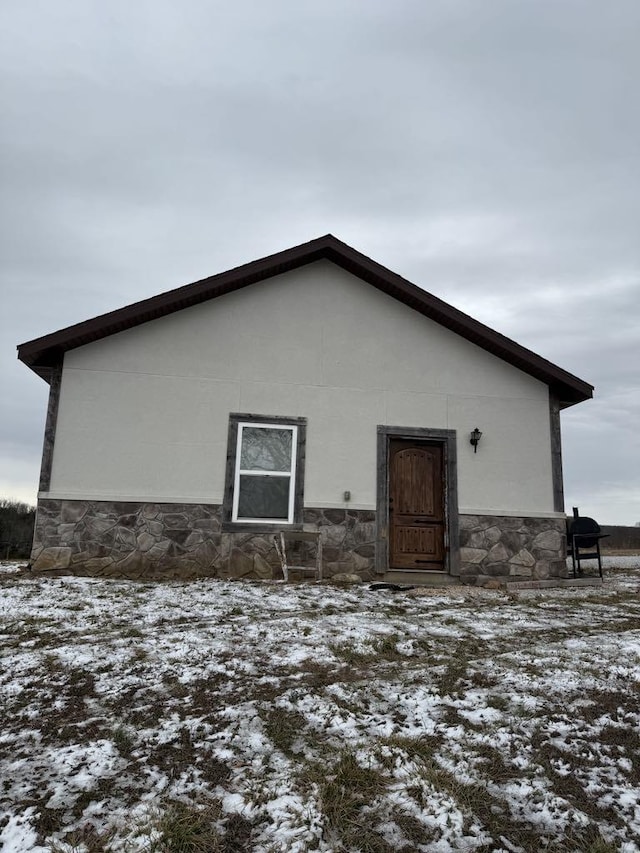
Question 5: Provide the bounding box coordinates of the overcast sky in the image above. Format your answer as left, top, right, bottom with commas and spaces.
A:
1, 0, 638, 524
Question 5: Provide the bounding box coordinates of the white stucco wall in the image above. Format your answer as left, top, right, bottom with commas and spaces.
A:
47, 261, 557, 515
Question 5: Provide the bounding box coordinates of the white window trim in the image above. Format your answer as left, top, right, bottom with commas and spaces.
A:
231, 422, 298, 524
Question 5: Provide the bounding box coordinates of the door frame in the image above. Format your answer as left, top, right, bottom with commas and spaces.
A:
375, 426, 460, 576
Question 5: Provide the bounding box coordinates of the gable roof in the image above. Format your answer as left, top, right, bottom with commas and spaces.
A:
17, 233, 592, 406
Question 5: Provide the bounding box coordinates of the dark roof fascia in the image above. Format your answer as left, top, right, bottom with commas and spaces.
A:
17, 236, 331, 381
17, 234, 593, 406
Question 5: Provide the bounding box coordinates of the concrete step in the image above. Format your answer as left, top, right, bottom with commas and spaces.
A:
381, 570, 460, 587
506, 576, 604, 591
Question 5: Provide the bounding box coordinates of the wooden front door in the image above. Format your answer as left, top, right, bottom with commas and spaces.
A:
389, 440, 445, 571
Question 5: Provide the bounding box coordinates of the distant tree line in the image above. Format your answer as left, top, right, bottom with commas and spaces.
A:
601, 524, 640, 552
0, 499, 35, 559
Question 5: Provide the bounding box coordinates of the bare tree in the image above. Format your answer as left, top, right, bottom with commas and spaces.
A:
0, 499, 35, 559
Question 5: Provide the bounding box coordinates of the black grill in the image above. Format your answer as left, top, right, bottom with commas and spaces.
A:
566, 507, 609, 578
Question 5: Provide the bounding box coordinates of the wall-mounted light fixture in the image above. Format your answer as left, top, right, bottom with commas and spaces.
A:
470, 427, 482, 453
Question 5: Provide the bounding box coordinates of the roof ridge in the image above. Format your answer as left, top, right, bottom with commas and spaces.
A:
17, 234, 593, 406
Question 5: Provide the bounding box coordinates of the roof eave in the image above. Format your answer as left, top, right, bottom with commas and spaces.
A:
16, 233, 594, 405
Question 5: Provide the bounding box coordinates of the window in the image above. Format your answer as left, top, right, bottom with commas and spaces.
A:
224, 415, 306, 526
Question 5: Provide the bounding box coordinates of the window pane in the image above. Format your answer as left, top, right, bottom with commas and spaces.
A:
240, 427, 293, 472
237, 475, 290, 519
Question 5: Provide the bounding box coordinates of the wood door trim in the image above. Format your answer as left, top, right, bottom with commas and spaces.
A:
375, 426, 460, 576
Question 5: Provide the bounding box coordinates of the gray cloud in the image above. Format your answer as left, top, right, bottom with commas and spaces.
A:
1, 0, 638, 522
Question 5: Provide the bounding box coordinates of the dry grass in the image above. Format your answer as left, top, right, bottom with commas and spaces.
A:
1, 567, 639, 851
303, 750, 392, 852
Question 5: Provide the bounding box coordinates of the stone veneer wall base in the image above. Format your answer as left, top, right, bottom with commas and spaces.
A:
31, 499, 377, 581
32, 500, 567, 583
459, 514, 567, 582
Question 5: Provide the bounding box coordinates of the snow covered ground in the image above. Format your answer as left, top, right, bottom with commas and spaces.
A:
1, 558, 639, 852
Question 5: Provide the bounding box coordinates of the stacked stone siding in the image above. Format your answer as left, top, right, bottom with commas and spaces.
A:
459, 514, 567, 582
31, 499, 567, 583
31, 499, 377, 580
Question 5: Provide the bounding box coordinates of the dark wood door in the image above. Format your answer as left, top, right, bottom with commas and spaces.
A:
389, 440, 445, 571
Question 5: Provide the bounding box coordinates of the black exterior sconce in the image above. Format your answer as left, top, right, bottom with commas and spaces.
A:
470, 427, 482, 453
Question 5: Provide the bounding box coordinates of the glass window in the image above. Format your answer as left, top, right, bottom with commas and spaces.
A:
239, 427, 293, 472
232, 422, 298, 523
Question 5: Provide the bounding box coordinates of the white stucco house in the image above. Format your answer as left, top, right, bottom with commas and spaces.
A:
18, 235, 593, 584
